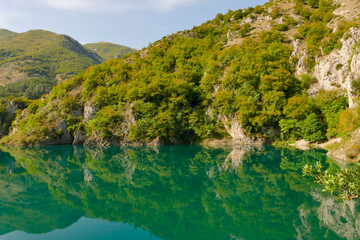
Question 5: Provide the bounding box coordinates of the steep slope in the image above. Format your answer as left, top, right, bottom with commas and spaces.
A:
3, 0, 360, 151
0, 29, 103, 99
84, 41, 136, 60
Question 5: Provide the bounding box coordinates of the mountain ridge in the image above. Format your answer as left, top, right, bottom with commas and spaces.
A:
83, 41, 136, 60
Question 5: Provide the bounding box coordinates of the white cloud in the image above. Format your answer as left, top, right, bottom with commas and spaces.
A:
40, 0, 204, 12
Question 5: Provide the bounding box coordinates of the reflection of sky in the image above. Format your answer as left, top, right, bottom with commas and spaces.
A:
0, 218, 161, 240
0, 0, 267, 49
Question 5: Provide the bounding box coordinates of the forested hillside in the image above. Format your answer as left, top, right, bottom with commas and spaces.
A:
84, 42, 136, 60
0, 29, 103, 99
2, 0, 360, 158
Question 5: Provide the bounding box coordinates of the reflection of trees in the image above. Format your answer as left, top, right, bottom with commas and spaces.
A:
0, 145, 357, 239
0, 150, 82, 235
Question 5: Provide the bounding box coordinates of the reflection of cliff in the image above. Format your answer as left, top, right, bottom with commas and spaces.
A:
311, 192, 360, 240
222, 145, 262, 171
0, 145, 356, 240
0, 151, 82, 235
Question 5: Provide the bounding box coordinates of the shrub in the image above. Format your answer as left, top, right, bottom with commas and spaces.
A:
239, 23, 251, 37
270, 7, 281, 19
336, 108, 360, 136
276, 24, 289, 32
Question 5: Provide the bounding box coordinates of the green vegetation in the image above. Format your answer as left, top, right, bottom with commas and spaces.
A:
294, 0, 358, 70
0, 78, 55, 99
2, 0, 357, 147
83, 42, 136, 60
0, 30, 102, 80
0, 98, 31, 136
303, 162, 360, 200
0, 29, 105, 100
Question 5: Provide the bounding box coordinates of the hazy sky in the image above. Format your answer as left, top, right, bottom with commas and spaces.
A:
0, 0, 268, 49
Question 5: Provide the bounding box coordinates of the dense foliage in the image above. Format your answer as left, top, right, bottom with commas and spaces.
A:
0, 78, 55, 99
303, 162, 360, 200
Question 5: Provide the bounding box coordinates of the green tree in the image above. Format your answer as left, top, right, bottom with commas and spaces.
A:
302, 113, 325, 142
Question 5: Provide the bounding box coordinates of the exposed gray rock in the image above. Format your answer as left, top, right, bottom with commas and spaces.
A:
221, 116, 264, 145
73, 129, 87, 145
57, 120, 72, 143
241, 16, 255, 25
83, 103, 97, 123
290, 139, 311, 151
311, 27, 360, 108
5, 101, 19, 116
292, 39, 308, 76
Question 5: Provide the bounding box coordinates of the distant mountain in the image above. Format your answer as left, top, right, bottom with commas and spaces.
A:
0, 29, 103, 99
0, 29, 18, 41
83, 41, 136, 60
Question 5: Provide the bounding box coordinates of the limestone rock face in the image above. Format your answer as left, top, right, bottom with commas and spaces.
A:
292, 39, 308, 76
221, 116, 264, 145
43, 120, 73, 145
311, 27, 360, 108
73, 129, 87, 145
83, 103, 97, 124
52, 120, 73, 144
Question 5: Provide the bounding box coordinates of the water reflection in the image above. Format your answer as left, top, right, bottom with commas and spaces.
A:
0, 145, 358, 240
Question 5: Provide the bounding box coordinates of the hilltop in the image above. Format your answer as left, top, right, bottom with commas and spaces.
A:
0, 29, 102, 99
84, 41, 136, 60
0, 30, 134, 99
2, 0, 360, 163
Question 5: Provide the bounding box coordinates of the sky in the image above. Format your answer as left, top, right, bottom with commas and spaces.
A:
0, 0, 268, 49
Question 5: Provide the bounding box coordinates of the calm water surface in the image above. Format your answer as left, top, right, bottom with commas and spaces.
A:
0, 145, 358, 240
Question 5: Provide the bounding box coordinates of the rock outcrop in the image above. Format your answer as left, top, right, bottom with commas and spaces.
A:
73, 129, 87, 145
83, 103, 97, 124
221, 116, 265, 145
311, 28, 360, 108
325, 128, 360, 162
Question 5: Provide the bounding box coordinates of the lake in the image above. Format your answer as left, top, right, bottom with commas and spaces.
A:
0, 145, 358, 240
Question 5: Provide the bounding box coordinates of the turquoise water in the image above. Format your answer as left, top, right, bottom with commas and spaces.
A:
0, 145, 357, 240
